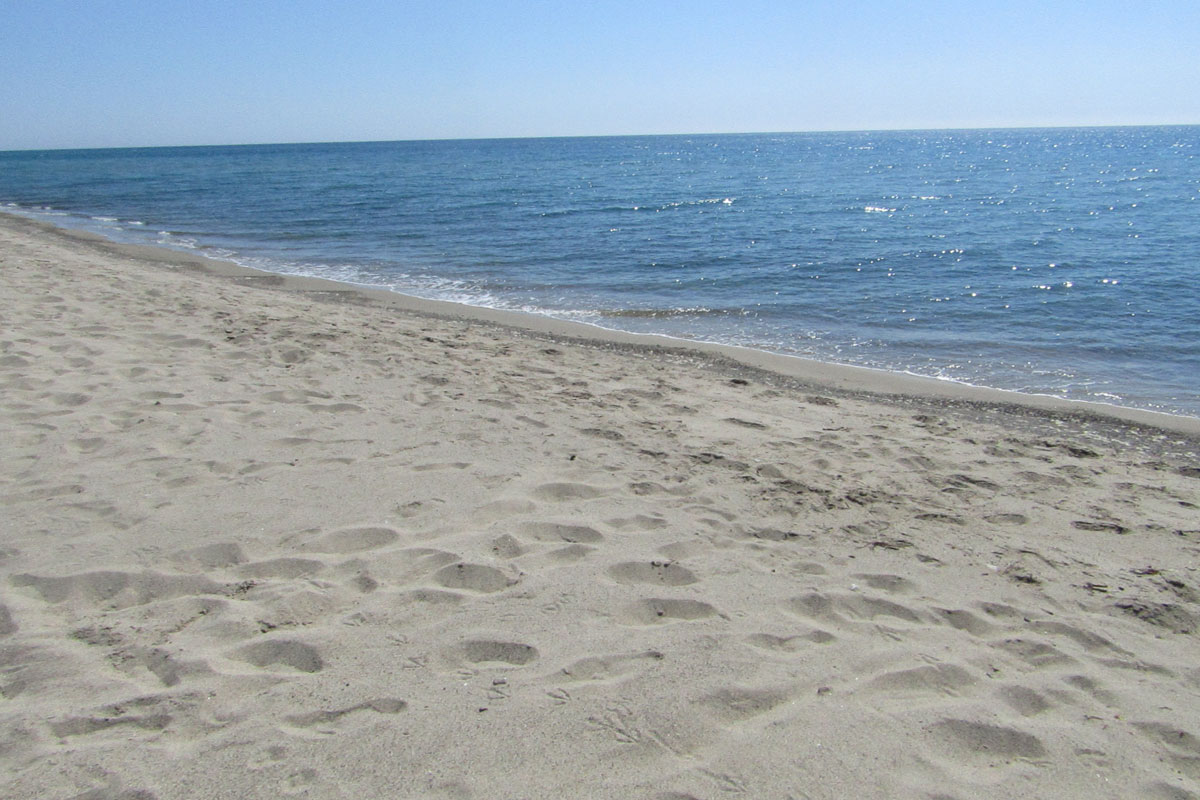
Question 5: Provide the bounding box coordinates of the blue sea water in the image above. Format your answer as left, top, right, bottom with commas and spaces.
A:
2, 128, 1198, 417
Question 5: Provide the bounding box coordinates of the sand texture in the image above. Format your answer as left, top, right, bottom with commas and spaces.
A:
3, 212, 1200, 799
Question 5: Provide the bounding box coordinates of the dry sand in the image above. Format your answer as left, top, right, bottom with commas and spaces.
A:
2, 211, 1200, 799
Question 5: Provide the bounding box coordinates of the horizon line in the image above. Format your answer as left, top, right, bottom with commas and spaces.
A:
3, 121, 1198, 154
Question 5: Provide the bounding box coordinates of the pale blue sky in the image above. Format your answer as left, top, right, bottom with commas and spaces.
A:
2, 0, 1196, 150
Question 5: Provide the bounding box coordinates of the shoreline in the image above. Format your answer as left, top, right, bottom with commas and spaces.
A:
6, 210, 1199, 443
3, 206, 1200, 798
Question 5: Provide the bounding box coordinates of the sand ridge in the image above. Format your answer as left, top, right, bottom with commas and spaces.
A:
2, 213, 1200, 798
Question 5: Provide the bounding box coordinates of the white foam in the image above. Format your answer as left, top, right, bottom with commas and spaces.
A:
156, 232, 198, 249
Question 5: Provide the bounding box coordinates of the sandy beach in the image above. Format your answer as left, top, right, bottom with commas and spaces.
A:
2, 210, 1199, 799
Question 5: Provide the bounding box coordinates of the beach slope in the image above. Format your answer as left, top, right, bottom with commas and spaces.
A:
2, 213, 1199, 799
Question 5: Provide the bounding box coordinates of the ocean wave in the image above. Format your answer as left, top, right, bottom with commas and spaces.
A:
596, 306, 749, 319
155, 231, 199, 249
540, 197, 735, 217
539, 204, 631, 218
637, 197, 736, 212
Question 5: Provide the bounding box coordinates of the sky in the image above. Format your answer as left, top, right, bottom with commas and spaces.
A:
1, 0, 1197, 150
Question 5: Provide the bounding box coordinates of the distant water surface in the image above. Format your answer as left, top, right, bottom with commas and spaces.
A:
2, 128, 1198, 416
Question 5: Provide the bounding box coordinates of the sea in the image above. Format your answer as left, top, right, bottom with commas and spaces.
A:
2, 127, 1198, 417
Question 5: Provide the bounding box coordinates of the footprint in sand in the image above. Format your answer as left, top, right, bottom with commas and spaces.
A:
995, 684, 1055, 716
138, 390, 183, 401
1133, 721, 1200, 781
1016, 470, 1070, 488
984, 512, 1029, 526
543, 544, 596, 563
787, 592, 924, 626
490, 534, 525, 559
457, 640, 539, 666
305, 402, 365, 413
70, 436, 107, 454
990, 637, 1078, 669
301, 526, 400, 554
1144, 781, 1200, 800
914, 512, 965, 526
237, 558, 325, 580
235, 639, 324, 673
127, 646, 209, 688
850, 573, 917, 594
1030, 619, 1131, 656
864, 663, 976, 696
376, 548, 461, 587
607, 561, 698, 586
559, 649, 665, 682
11, 570, 224, 610
1062, 674, 1121, 706
51, 392, 92, 407
743, 527, 810, 543
531, 482, 607, 501
606, 514, 669, 531
263, 389, 324, 404
173, 541, 248, 570
280, 767, 319, 795
285, 697, 408, 728
699, 686, 792, 722
51, 711, 173, 739
519, 521, 605, 544
400, 588, 467, 606
933, 607, 995, 636
744, 631, 836, 650
1072, 520, 1130, 535
925, 718, 1047, 763
433, 563, 517, 593
62, 777, 157, 799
